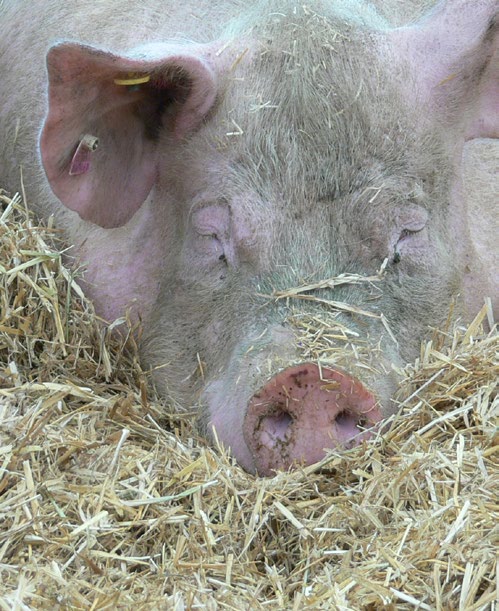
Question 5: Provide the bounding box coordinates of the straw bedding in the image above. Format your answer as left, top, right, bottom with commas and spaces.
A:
1, 189, 497, 610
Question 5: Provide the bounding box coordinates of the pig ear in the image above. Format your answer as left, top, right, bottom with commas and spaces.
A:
40, 43, 218, 228
392, 0, 498, 140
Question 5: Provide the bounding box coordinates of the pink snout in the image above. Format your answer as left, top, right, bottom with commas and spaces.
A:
243, 364, 382, 476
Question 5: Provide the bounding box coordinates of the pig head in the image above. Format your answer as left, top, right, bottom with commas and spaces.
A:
2, 0, 497, 474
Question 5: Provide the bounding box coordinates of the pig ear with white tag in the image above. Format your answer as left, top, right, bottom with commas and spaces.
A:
40, 42, 220, 228
392, 0, 498, 140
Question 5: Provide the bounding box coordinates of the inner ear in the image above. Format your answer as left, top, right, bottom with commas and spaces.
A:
135, 67, 197, 140
139, 79, 184, 140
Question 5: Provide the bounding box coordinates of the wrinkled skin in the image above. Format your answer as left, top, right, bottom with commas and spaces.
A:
1, 0, 497, 474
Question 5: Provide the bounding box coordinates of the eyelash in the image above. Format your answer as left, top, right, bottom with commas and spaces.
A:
398, 228, 419, 241
392, 227, 425, 264
205, 234, 229, 268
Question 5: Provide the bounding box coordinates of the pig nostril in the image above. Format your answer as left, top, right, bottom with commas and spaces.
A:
335, 410, 355, 425
334, 410, 366, 446
259, 407, 293, 444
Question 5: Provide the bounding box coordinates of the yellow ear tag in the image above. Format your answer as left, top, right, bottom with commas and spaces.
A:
114, 73, 151, 86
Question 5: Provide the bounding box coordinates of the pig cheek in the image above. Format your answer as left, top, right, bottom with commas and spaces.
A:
73, 204, 166, 322
201, 321, 224, 350
205, 380, 256, 473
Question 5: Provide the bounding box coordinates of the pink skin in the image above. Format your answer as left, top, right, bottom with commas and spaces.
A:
243, 364, 382, 476
73, 199, 165, 323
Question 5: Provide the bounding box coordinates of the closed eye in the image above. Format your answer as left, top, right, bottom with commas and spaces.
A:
398, 227, 423, 241
393, 223, 428, 264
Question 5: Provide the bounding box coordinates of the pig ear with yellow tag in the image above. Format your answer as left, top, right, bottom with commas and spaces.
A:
40, 42, 219, 228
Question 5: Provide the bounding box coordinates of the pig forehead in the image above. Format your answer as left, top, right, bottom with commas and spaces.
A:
224, 0, 389, 43
216, 17, 417, 191
225, 2, 392, 100
174, 5, 446, 213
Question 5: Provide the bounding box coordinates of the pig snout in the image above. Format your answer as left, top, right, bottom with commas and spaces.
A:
243, 364, 382, 476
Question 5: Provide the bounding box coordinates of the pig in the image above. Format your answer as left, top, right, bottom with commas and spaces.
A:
0, 0, 497, 475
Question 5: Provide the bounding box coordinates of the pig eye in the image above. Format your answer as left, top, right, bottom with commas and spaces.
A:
393, 224, 427, 264
399, 228, 419, 240
190, 203, 231, 267
391, 204, 429, 264
195, 231, 226, 259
